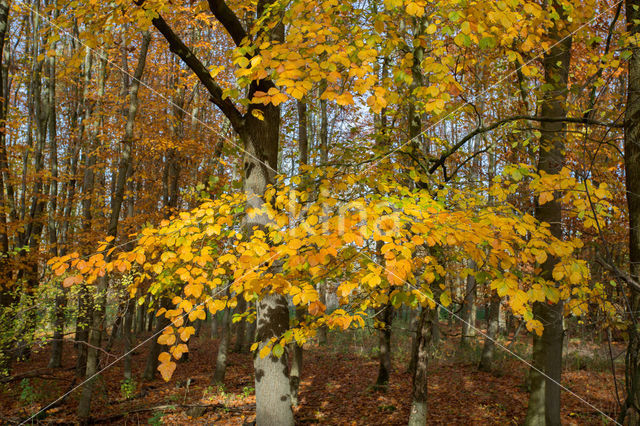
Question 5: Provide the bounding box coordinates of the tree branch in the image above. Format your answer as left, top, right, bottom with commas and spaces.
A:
428, 115, 623, 174
150, 13, 244, 130
207, 0, 248, 47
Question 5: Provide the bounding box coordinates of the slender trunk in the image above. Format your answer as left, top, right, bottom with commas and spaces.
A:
233, 295, 247, 353
243, 310, 256, 352
407, 306, 420, 376
460, 260, 477, 346
479, 294, 500, 372
374, 301, 393, 389
525, 7, 571, 424
123, 298, 135, 380
76, 48, 98, 378
212, 305, 231, 384
407, 305, 435, 425
289, 306, 304, 406
622, 1, 640, 423
47, 35, 65, 368
0, 0, 11, 376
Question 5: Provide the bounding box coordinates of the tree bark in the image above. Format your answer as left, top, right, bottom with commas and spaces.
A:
478, 294, 500, 372
212, 305, 231, 384
525, 5, 571, 424
374, 301, 393, 389
407, 305, 435, 425
622, 1, 640, 423
460, 259, 477, 346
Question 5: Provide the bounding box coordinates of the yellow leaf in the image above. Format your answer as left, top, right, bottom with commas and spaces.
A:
259, 344, 271, 359
158, 360, 176, 381
539, 191, 554, 205
194, 309, 207, 321
406, 2, 424, 17
158, 351, 171, 364
158, 333, 176, 346
180, 326, 195, 342
439, 291, 451, 308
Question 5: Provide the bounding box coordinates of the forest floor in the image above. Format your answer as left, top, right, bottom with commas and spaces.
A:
0, 324, 624, 425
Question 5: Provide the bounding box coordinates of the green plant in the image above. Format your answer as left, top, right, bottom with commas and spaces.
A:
202, 385, 215, 401
120, 378, 137, 400
147, 411, 164, 425
19, 378, 37, 406
242, 386, 254, 398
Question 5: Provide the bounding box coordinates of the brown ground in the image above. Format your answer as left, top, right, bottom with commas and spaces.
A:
0, 327, 622, 425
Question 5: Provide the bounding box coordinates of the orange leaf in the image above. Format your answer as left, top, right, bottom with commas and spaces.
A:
62, 275, 82, 287
157, 361, 176, 381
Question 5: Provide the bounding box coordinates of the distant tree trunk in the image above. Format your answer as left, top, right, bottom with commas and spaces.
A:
289, 99, 308, 405
212, 305, 231, 384
316, 90, 329, 346
233, 296, 247, 353
460, 260, 477, 346
243, 311, 256, 352
407, 306, 420, 376
75, 48, 99, 379
0, 0, 11, 377
407, 305, 435, 425
290, 306, 304, 406
123, 298, 135, 380
479, 294, 500, 372
621, 1, 640, 423
525, 7, 571, 425
375, 301, 393, 389
46, 20, 65, 368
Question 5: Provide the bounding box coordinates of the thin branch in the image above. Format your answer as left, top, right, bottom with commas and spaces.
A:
428, 114, 623, 174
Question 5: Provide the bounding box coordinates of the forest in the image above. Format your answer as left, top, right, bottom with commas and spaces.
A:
0, 0, 639, 424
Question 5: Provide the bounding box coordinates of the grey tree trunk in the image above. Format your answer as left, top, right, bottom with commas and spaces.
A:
524, 7, 571, 425
460, 259, 477, 346
375, 302, 393, 389
212, 306, 231, 384
478, 294, 500, 372
233, 296, 247, 353
123, 298, 135, 380
407, 305, 435, 425
151, 2, 294, 422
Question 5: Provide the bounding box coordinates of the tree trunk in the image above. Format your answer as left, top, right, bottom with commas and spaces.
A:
123, 298, 135, 380
622, 1, 640, 423
374, 302, 393, 389
408, 305, 435, 425
460, 260, 477, 346
233, 296, 247, 353
525, 7, 571, 424
479, 294, 500, 372
151, 3, 293, 422
212, 305, 231, 384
